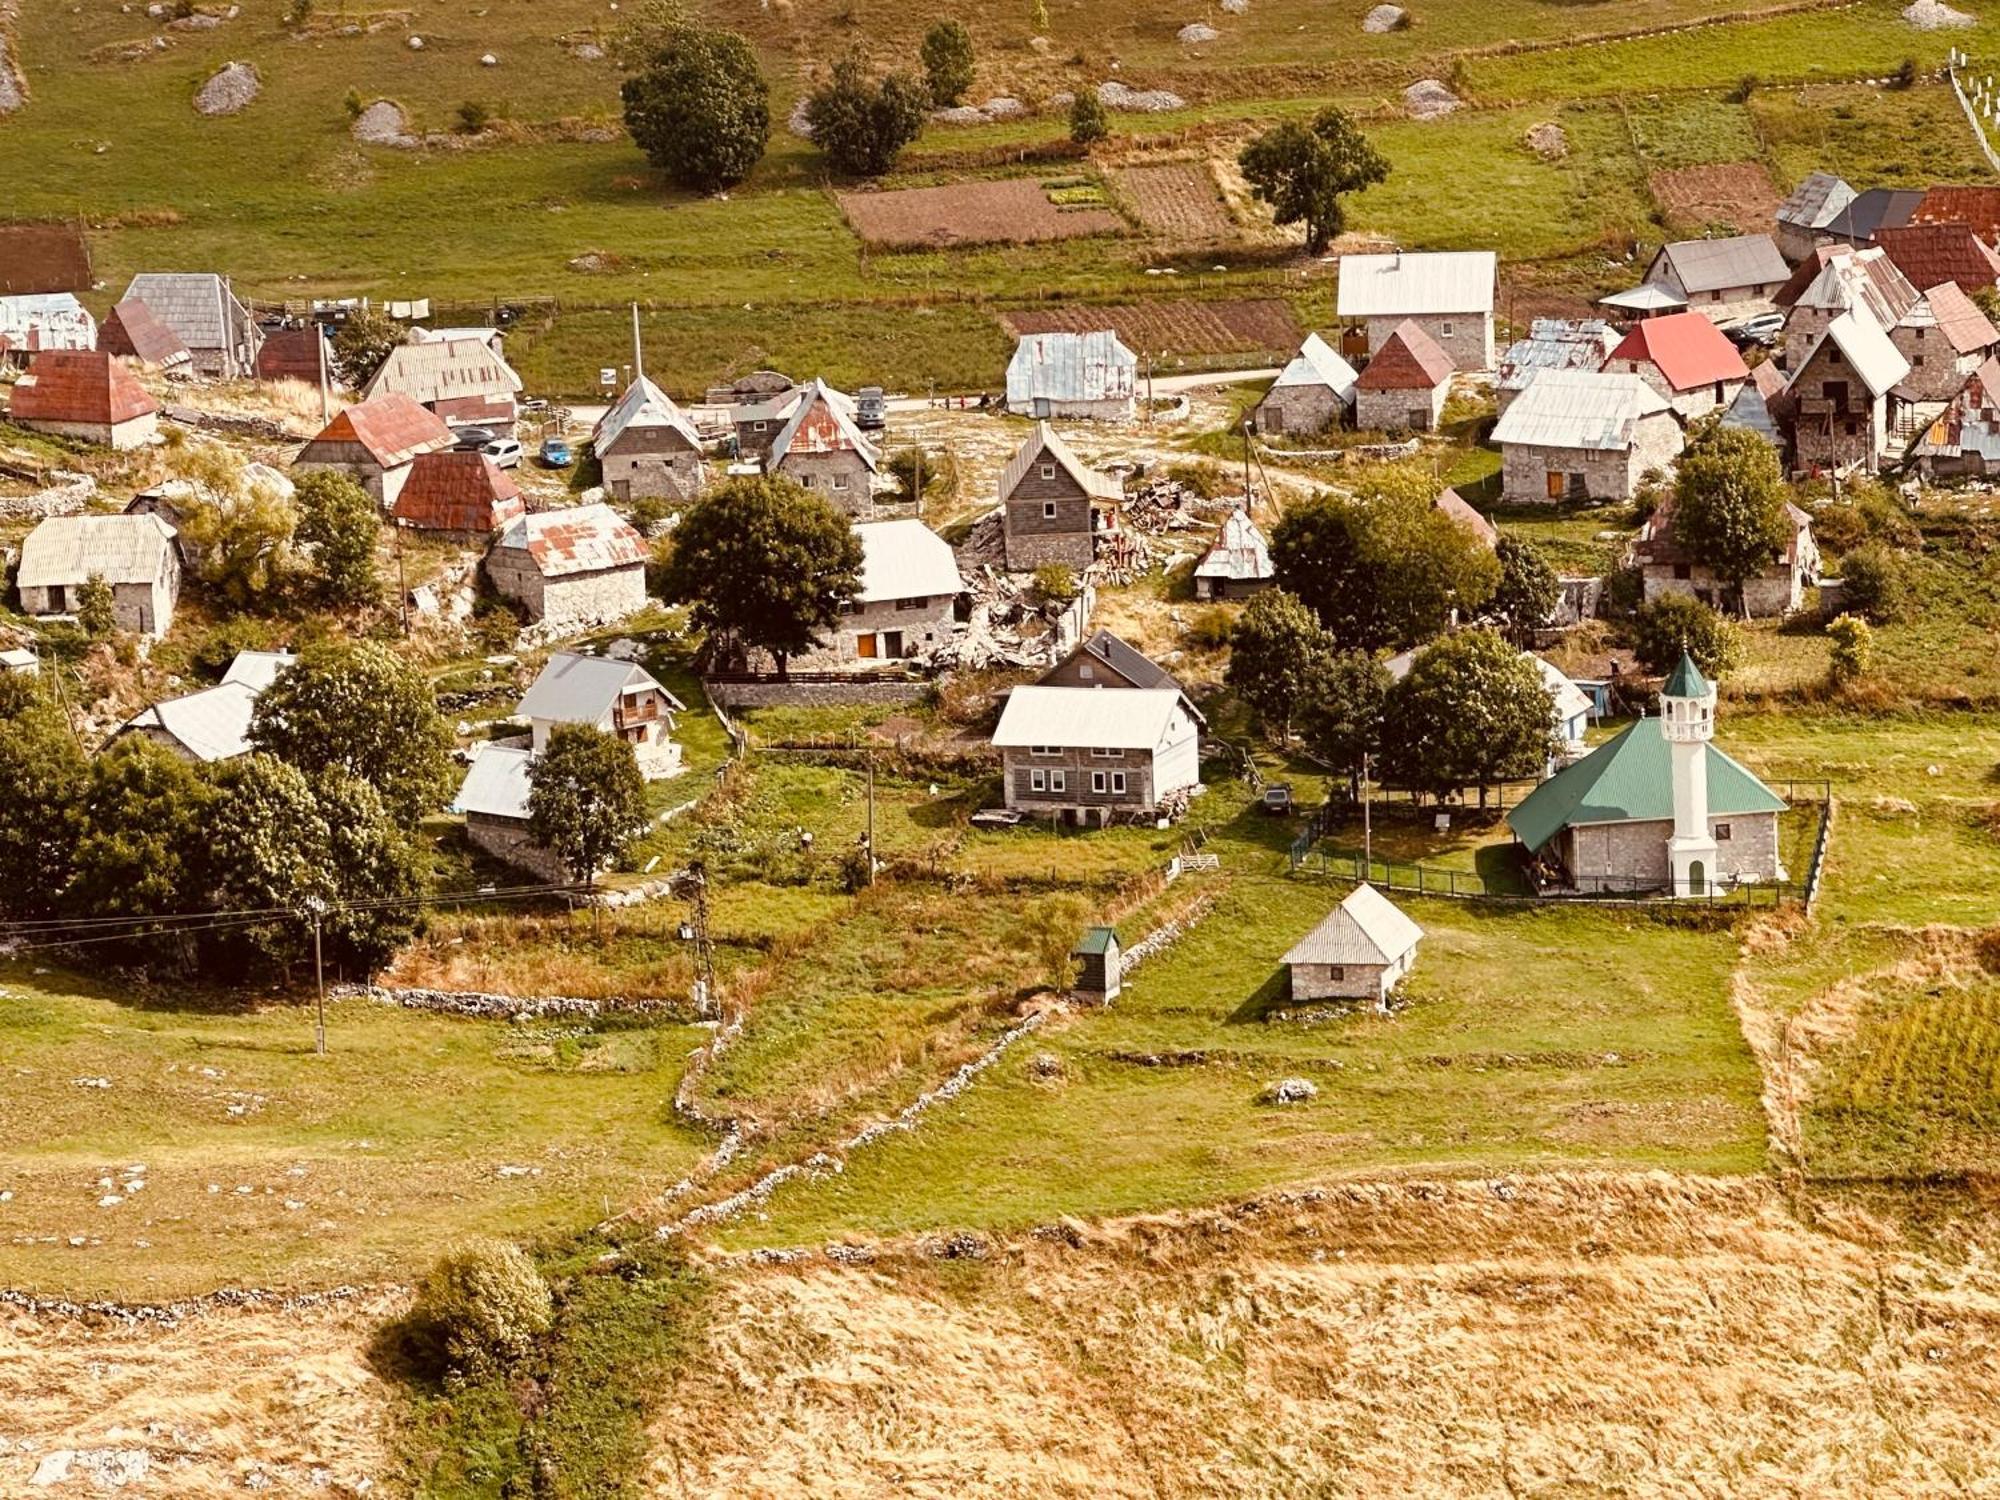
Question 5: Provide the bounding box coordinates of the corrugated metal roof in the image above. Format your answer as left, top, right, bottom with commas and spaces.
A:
1598, 283, 1687, 313
593, 374, 703, 455
1354, 320, 1454, 390
1788, 246, 1916, 328
854, 518, 963, 604
1336, 250, 1496, 317
991, 684, 1186, 749
1911, 355, 2000, 460
221, 650, 298, 692
1497, 319, 1618, 396
1269, 332, 1358, 399
1801, 310, 1910, 397
1192, 506, 1273, 583
18, 512, 176, 588
1901, 280, 2000, 355
997, 421, 1124, 503
1490, 369, 1671, 451
302, 393, 454, 468
362, 336, 523, 406
122, 273, 251, 356
120, 681, 262, 762
1606, 311, 1749, 393
392, 450, 526, 533
98, 299, 191, 369
1005, 331, 1138, 408
453, 743, 536, 821
9, 350, 158, 427
0, 293, 96, 355
1911, 185, 2000, 243
1776, 172, 1855, 231
492, 503, 647, 579
1282, 884, 1423, 967
1505, 717, 1787, 853
1653, 234, 1789, 295
256, 327, 328, 385
516, 650, 681, 724
768, 379, 877, 471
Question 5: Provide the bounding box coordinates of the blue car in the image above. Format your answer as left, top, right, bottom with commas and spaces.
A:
539, 437, 573, 468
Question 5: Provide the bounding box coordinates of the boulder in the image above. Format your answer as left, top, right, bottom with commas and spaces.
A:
1260, 1077, 1319, 1105
193, 58, 259, 116
1177, 20, 1219, 41
1362, 2, 1406, 30
1403, 77, 1461, 119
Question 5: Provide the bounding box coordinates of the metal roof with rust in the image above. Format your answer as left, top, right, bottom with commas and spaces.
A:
9, 350, 158, 426
768, 379, 878, 472
97, 299, 192, 369
392, 450, 527, 533
1780, 245, 1917, 329
1872, 223, 2000, 297
255, 327, 329, 385
1910, 185, 2000, 244
492, 502, 647, 579
1490, 368, 1672, 451
1898, 280, 2000, 356
1354, 320, 1454, 390
301, 393, 454, 468
362, 336, 523, 407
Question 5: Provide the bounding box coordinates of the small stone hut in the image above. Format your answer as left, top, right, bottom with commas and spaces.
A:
1281, 884, 1423, 1009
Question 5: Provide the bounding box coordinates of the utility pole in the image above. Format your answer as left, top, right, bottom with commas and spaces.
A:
1145, 350, 1155, 422
688, 860, 716, 1018
1241, 419, 1253, 508
865, 756, 876, 887
631, 301, 644, 382
1361, 751, 1373, 882
305, 897, 328, 1056
315, 317, 331, 428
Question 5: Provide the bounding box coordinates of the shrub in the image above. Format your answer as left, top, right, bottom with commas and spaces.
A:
1836, 540, 1911, 624
1726, 73, 1759, 103
1187, 607, 1234, 651
1826, 613, 1873, 686
1631, 593, 1741, 680
455, 99, 492, 134
1892, 56, 1918, 89
1031, 562, 1078, 607
343, 88, 365, 119
921, 19, 975, 106
75, 574, 116, 638
282, 0, 312, 25
1069, 89, 1108, 146
805, 54, 930, 176
416, 1239, 554, 1374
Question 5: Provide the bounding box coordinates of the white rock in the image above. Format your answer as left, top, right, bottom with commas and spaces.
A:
1361, 2, 1405, 30
480, 52, 498, 65
407, 33, 424, 47
1177, 21, 1219, 42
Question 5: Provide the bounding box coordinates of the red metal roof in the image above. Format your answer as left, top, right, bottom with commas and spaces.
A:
97, 300, 191, 369
1910, 185, 2000, 244
1606, 311, 1748, 393
1354, 320, 1454, 390
1873, 224, 2000, 296
392, 450, 526, 532
255, 327, 328, 385
1911, 280, 2000, 356
497, 503, 648, 578
304, 393, 454, 468
9, 350, 159, 426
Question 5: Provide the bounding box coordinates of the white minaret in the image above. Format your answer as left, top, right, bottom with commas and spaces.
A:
1661, 649, 1718, 898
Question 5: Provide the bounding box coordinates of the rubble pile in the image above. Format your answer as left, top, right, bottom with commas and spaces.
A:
1090, 474, 1241, 586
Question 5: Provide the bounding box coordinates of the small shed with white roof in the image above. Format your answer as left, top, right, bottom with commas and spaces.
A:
1282, 884, 1423, 1007
1251, 332, 1359, 435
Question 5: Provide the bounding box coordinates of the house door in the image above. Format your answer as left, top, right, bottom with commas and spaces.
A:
1545, 470, 1565, 500
855, 633, 879, 659
1687, 860, 1705, 896
881, 631, 904, 658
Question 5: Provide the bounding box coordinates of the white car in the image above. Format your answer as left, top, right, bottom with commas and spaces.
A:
482, 438, 524, 469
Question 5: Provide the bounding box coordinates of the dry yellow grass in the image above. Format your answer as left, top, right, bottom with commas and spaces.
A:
650, 1174, 2000, 1498
0, 1290, 403, 1494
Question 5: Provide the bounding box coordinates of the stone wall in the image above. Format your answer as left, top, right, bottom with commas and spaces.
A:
1561, 809, 1782, 892
705, 677, 931, 709
1892, 323, 1982, 402
466, 812, 569, 882
0, 469, 92, 520
1355, 380, 1445, 432
796, 592, 956, 667
1253, 383, 1343, 436
1365, 311, 1492, 371
776, 450, 875, 518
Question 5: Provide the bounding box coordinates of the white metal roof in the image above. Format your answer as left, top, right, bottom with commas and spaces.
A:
220, 649, 297, 693
1269, 332, 1358, 400
1282, 883, 1423, 967
1336, 251, 1496, 317
0, 293, 96, 352
991, 684, 1187, 750
516, 651, 680, 723
1489, 369, 1671, 451
854, 518, 963, 604
1192, 507, 1273, 583
17, 513, 177, 589
1005, 331, 1138, 407
1653, 235, 1789, 295
1598, 283, 1688, 313
120, 681, 261, 762
1533, 656, 1594, 729
593, 374, 704, 454
1805, 310, 1911, 397
453, 742, 536, 821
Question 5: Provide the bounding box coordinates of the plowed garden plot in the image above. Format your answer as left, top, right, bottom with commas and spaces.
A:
0, 222, 91, 294
836, 179, 1123, 249
1002, 299, 1302, 361
1116, 161, 1236, 241
1649, 161, 1780, 232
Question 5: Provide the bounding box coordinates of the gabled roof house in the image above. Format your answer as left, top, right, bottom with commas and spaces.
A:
1490, 369, 1683, 504
1642, 234, 1790, 315
1601, 310, 1750, 419
1774, 171, 1856, 261
120, 272, 260, 378
592, 374, 707, 503
1192, 507, 1274, 601
362, 336, 523, 428
294, 393, 455, 507
391, 449, 527, 536
114, 650, 297, 762
7, 350, 160, 448
1353, 319, 1454, 431
1282, 884, 1423, 1007
1336, 249, 1497, 370
0, 293, 96, 364
1252, 333, 1358, 435
516, 650, 686, 778
97, 299, 193, 373
765, 378, 879, 515
999, 421, 1122, 571
1005, 331, 1138, 421
486, 503, 649, 633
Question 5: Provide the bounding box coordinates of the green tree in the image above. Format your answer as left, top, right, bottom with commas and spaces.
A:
1031, 562, 1078, 607
292, 469, 380, 609
921, 19, 976, 106
1835, 540, 1911, 624
75, 573, 116, 637
658, 475, 864, 675
201, 753, 336, 974
1030, 0, 1049, 32
527, 724, 651, 886
1631, 593, 1742, 680
1670, 421, 1791, 615
1297, 649, 1391, 791
886, 443, 955, 507
416, 1238, 554, 1376
1226, 587, 1334, 741
1270, 480, 1500, 652
1379, 629, 1556, 806
1069, 88, 1108, 146
249, 640, 455, 823
619, 20, 771, 192
1488, 535, 1561, 644
176, 450, 300, 612
1238, 105, 1389, 254
314, 770, 432, 973
1826, 613, 1873, 687
0, 677, 86, 917
805, 54, 931, 177
331, 308, 409, 388
69, 735, 214, 946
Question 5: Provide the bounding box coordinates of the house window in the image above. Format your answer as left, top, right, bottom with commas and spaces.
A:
1715, 822, 1732, 841
1111, 771, 1127, 794
1043, 501, 1058, 520
1040, 463, 1056, 479
1030, 769, 1047, 791
1050, 770, 1066, 792
897, 596, 926, 613
1440, 320, 1454, 337
753, 420, 768, 432
1091, 771, 1107, 793
1090, 747, 1120, 758
1079, 665, 1094, 681
1327, 965, 1345, 982
1031, 745, 1061, 757
1673, 563, 1691, 580
1823, 379, 1849, 407
830, 476, 848, 490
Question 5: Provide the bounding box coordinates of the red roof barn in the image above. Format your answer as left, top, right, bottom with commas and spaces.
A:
392, 450, 527, 535
8, 350, 161, 448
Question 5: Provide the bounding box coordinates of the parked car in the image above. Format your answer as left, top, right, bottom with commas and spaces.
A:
1260, 783, 1294, 815
538, 436, 573, 468
482, 438, 524, 469
856, 386, 888, 429
519, 396, 549, 415
1725, 312, 1784, 348
453, 425, 498, 452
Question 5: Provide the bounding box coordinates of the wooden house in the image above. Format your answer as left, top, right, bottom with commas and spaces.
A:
1909, 355, 2000, 478
998, 421, 1123, 571
119, 273, 260, 378
1191, 507, 1274, 601
1071, 926, 1122, 1002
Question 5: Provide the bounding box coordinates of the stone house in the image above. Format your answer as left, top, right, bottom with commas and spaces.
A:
1602, 311, 1749, 421
592, 375, 708, 504
1892, 281, 2000, 402
1282, 883, 1423, 1007
113, 650, 296, 762
16, 513, 182, 636
97, 299, 192, 375
1633, 495, 1819, 617
1489, 369, 1684, 505
1353, 320, 1454, 431
1641, 235, 1790, 320
452, 744, 568, 883
516, 650, 685, 779
1191, 507, 1274, 601
991, 683, 1203, 826
1495, 319, 1619, 413
390, 449, 527, 539
1773, 172, 1855, 263
1776, 245, 1916, 376
486, 503, 649, 633
1335, 249, 1497, 370
803, 518, 963, 667
361, 336, 523, 429
998, 421, 1123, 571
120, 273, 260, 378
1005, 331, 1138, 421
294, 394, 456, 510
0, 292, 96, 366
1251, 333, 1357, 435
765, 379, 879, 516
6, 350, 160, 448
727, 375, 802, 463
1788, 311, 1910, 473
1908, 355, 2000, 478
